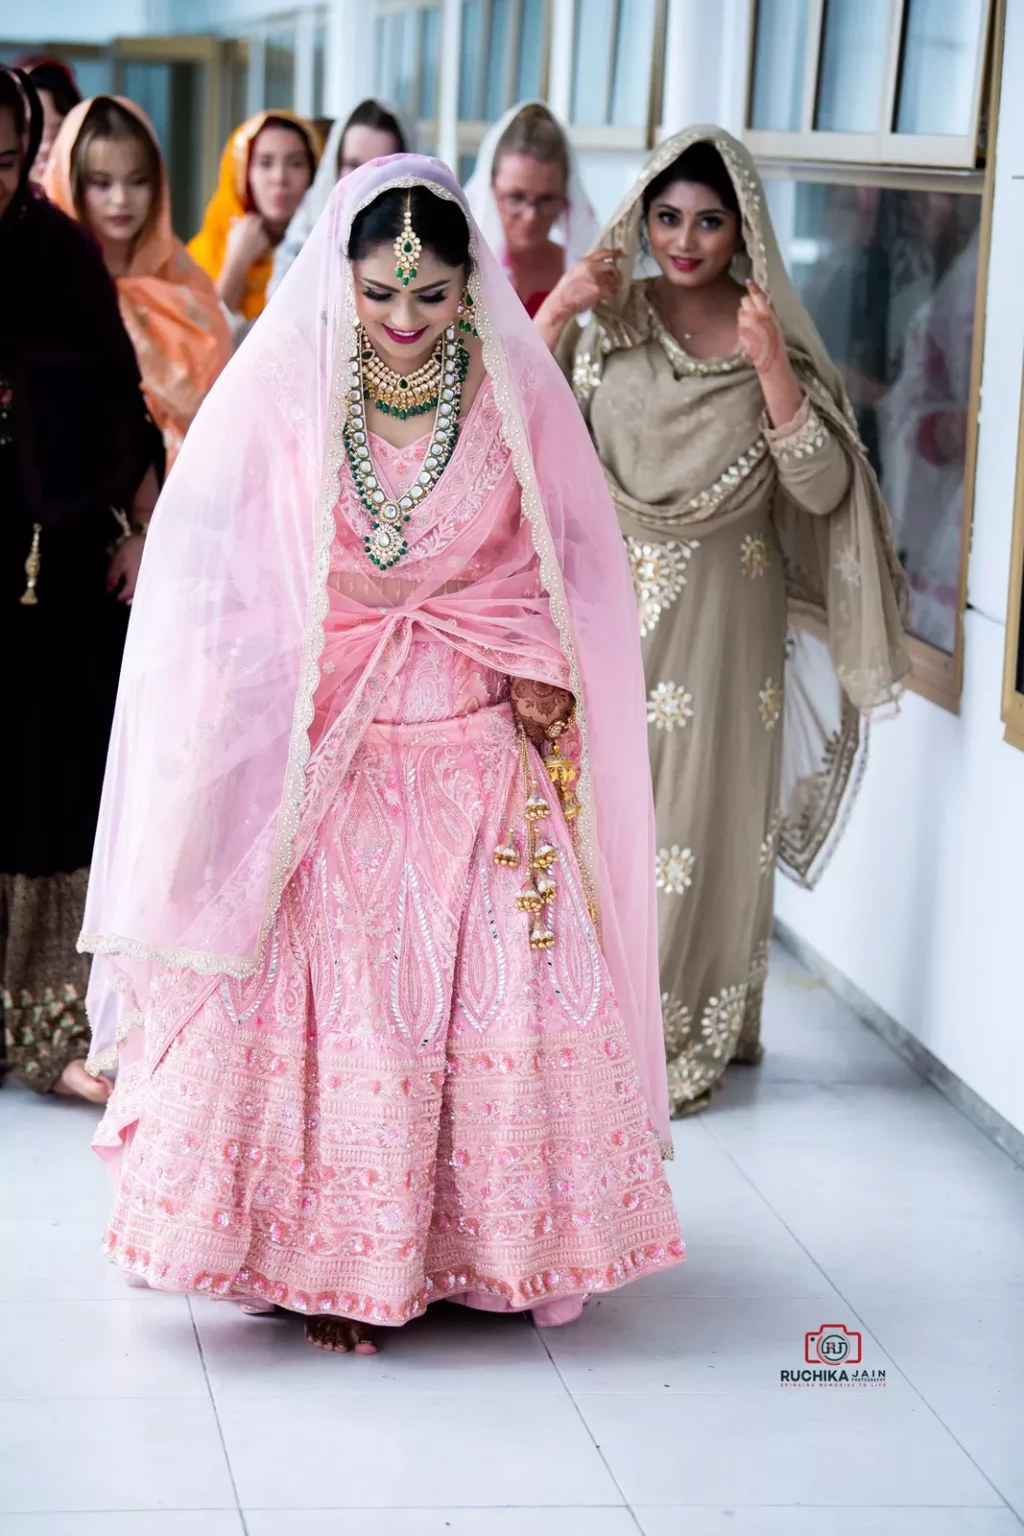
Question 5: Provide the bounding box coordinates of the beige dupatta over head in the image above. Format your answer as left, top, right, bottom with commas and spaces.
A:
561, 125, 910, 886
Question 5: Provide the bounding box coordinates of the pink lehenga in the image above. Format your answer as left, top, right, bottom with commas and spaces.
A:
80, 156, 683, 1327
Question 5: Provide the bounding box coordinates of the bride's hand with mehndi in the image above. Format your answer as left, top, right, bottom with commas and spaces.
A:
737, 280, 803, 430
511, 677, 575, 746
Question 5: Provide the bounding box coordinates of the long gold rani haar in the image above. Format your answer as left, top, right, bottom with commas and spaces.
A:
20, 523, 41, 605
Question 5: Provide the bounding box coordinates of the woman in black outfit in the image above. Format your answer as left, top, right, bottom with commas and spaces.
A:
0, 67, 162, 1101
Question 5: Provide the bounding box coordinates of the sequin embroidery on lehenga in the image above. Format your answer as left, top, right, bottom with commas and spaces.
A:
93, 384, 684, 1324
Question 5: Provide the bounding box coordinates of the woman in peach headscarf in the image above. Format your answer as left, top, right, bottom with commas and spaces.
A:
188, 109, 320, 334
44, 96, 231, 467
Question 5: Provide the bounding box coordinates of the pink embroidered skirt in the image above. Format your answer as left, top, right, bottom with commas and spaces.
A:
98, 698, 683, 1323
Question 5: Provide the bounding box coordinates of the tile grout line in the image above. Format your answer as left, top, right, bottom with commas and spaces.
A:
531, 1315, 645, 1534
698, 1084, 1023, 1520
187, 1295, 250, 1536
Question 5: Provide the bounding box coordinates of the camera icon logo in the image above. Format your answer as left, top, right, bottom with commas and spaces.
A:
805, 1323, 862, 1366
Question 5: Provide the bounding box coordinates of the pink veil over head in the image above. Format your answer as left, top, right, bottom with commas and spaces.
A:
80, 154, 670, 1141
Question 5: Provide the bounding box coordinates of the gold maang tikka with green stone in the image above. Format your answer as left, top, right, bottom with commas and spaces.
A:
394, 196, 421, 287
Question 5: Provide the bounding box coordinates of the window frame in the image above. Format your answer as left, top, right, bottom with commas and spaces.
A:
111, 34, 223, 215
567, 0, 667, 148
758, 156, 995, 713
375, 0, 444, 150
749, 0, 1004, 713
745, 0, 995, 168
454, 0, 553, 160
240, 7, 327, 120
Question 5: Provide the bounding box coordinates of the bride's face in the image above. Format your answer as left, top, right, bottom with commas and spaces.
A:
645, 178, 740, 290
354, 244, 466, 373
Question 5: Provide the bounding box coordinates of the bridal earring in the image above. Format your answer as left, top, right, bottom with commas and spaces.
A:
457, 288, 478, 337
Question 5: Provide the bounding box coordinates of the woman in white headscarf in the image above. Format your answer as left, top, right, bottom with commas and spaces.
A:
268, 98, 409, 299
465, 101, 598, 319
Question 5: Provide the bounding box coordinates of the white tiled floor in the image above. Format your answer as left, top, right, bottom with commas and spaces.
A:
2, 942, 1023, 1535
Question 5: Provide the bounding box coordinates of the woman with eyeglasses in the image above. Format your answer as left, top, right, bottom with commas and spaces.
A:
465, 101, 601, 321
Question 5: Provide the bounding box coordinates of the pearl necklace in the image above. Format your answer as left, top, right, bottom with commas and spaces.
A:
344, 324, 469, 571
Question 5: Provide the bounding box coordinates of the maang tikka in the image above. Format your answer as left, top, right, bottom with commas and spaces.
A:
394, 196, 421, 287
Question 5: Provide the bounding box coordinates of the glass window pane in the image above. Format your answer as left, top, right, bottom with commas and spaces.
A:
516, 0, 547, 100
766, 176, 981, 653
610, 0, 656, 126
421, 7, 442, 118
374, 16, 386, 94
484, 0, 514, 120
265, 25, 296, 109
571, 0, 614, 126
814, 0, 889, 132
749, 0, 810, 131
395, 10, 419, 115
459, 0, 484, 119
117, 58, 204, 239
312, 20, 327, 120
896, 0, 986, 136
379, 14, 403, 104
69, 56, 112, 98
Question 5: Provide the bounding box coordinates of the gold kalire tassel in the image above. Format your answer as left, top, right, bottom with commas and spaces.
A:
497, 726, 560, 950
494, 715, 584, 951
20, 524, 41, 605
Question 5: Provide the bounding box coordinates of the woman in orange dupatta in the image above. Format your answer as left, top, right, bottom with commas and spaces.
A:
188, 110, 320, 332
44, 96, 231, 467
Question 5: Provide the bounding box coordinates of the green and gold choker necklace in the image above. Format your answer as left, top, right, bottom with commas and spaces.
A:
344, 324, 470, 571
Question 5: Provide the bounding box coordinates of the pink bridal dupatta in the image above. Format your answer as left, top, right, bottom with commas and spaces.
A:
79, 155, 670, 1144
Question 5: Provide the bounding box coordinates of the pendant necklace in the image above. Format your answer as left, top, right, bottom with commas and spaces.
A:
344, 323, 469, 570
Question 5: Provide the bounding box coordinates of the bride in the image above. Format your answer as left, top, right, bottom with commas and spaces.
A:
79, 155, 683, 1353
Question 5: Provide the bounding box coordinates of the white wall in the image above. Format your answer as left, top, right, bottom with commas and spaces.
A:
776, 0, 1024, 1136
0, 0, 151, 41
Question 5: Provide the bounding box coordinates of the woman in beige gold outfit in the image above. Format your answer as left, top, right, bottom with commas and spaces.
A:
546, 127, 909, 1115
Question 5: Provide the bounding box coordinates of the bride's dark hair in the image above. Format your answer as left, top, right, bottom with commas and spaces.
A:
348, 184, 471, 270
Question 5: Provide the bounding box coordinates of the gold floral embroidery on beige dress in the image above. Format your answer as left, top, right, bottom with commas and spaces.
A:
656, 845, 696, 895
759, 679, 783, 730
741, 533, 771, 577
647, 681, 694, 731
626, 536, 699, 637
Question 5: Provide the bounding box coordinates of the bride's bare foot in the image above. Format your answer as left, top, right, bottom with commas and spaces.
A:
304, 1317, 377, 1354
53, 1060, 112, 1104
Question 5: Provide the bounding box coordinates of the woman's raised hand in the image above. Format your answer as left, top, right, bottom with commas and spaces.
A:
534, 249, 624, 352
225, 212, 273, 271
736, 280, 785, 375
551, 249, 624, 318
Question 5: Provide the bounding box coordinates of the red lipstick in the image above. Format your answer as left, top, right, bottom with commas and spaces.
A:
671, 256, 701, 273
383, 324, 428, 346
